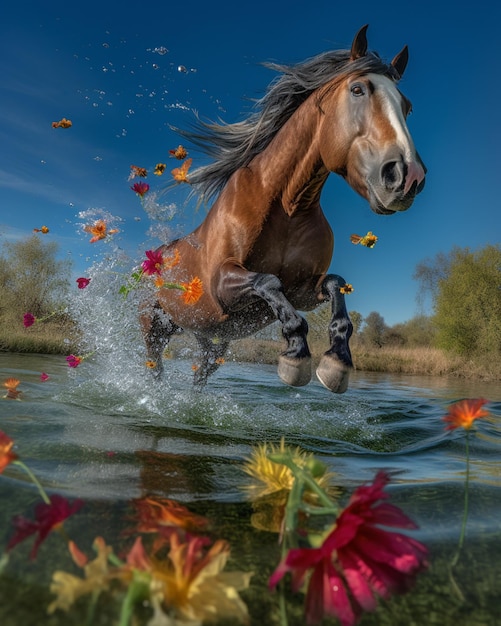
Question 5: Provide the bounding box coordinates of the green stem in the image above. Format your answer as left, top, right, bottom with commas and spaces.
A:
451, 431, 470, 567
13, 460, 50, 504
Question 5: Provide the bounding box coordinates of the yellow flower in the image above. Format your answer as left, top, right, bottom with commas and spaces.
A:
180, 277, 203, 305
154, 163, 166, 175
350, 231, 378, 248
340, 283, 354, 295
169, 145, 188, 160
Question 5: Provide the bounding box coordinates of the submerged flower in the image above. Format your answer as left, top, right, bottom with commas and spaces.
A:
180, 276, 203, 304
0, 431, 18, 473
84, 219, 119, 243
270, 471, 428, 626
3, 377, 22, 400
340, 283, 354, 295
350, 232, 378, 248
8, 494, 84, 559
442, 398, 490, 431
171, 157, 192, 183
141, 249, 164, 276
131, 181, 150, 197
52, 118, 72, 129
130, 496, 209, 535
66, 355, 83, 368
23, 312, 36, 328
169, 145, 188, 160
76, 277, 91, 289
130, 164, 148, 178
33, 225, 49, 234
154, 162, 166, 175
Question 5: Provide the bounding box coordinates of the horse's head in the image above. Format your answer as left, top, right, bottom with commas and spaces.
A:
319, 25, 426, 215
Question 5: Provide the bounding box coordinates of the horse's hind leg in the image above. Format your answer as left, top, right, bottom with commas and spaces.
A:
192, 334, 229, 388
139, 301, 182, 378
315, 274, 353, 393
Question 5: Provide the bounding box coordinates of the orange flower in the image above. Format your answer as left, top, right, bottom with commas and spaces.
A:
180, 277, 203, 304
215, 357, 225, 365
169, 145, 188, 160
52, 118, 72, 129
442, 398, 490, 431
154, 163, 166, 175
340, 283, 354, 295
163, 248, 181, 270
0, 431, 18, 472
154, 276, 164, 288
33, 226, 49, 234
83, 220, 119, 243
3, 378, 21, 400
130, 165, 148, 178
131, 496, 209, 534
171, 158, 192, 183
145, 360, 157, 369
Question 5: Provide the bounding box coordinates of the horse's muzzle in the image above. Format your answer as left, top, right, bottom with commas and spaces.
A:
368, 156, 426, 214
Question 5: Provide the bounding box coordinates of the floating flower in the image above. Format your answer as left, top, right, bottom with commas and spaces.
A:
269, 471, 428, 626
76, 277, 91, 289
169, 145, 188, 160
3, 377, 22, 400
130, 165, 148, 178
145, 360, 157, 369
8, 494, 84, 559
180, 276, 203, 304
0, 431, 18, 473
141, 249, 164, 276
40, 372, 50, 382
23, 312, 36, 328
83, 219, 119, 243
163, 247, 181, 270
131, 181, 150, 197
66, 355, 83, 368
171, 157, 192, 183
442, 398, 490, 431
350, 231, 378, 248
154, 163, 166, 175
340, 283, 354, 295
33, 225, 49, 234
52, 118, 72, 129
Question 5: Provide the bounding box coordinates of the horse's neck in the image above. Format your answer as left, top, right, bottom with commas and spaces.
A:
252, 98, 329, 216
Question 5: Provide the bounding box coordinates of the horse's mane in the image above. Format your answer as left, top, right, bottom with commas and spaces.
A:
176, 49, 399, 203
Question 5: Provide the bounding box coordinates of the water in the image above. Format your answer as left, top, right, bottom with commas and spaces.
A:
1, 348, 501, 626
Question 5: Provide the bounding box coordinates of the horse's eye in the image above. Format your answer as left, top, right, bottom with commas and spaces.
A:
351, 83, 365, 97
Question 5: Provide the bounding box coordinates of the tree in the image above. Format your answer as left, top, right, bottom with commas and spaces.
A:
361, 311, 387, 347
391, 315, 437, 347
414, 244, 501, 357
0, 235, 71, 323
348, 310, 363, 336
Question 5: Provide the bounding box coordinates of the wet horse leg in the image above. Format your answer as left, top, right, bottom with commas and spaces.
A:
192, 334, 229, 387
315, 274, 353, 393
139, 301, 182, 378
217, 263, 311, 386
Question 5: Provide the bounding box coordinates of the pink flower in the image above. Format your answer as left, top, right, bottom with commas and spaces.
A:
66, 354, 82, 368
40, 373, 49, 382
141, 249, 164, 276
8, 494, 84, 559
76, 277, 91, 289
269, 471, 428, 626
131, 181, 150, 197
23, 313, 36, 328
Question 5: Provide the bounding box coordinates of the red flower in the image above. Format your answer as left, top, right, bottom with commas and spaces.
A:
442, 398, 489, 431
269, 472, 428, 626
23, 313, 36, 328
8, 494, 84, 559
0, 431, 18, 473
66, 354, 82, 368
131, 181, 150, 197
141, 249, 164, 276
76, 277, 91, 289
40, 372, 49, 382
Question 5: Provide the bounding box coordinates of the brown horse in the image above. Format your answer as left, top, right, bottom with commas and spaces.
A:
140, 25, 426, 392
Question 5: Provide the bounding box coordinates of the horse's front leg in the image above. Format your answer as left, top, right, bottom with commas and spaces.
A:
217, 262, 311, 387
315, 274, 353, 393
139, 300, 182, 379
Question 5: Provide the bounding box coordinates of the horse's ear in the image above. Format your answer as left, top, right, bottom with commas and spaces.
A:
391, 45, 409, 79
350, 24, 369, 60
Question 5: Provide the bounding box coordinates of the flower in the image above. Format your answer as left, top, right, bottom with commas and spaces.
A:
0, 431, 18, 473
66, 355, 83, 368
180, 276, 203, 304
8, 494, 84, 559
3, 377, 22, 400
350, 232, 378, 248
154, 163, 166, 175
76, 277, 91, 289
52, 118, 72, 129
131, 181, 150, 197
145, 360, 157, 369
163, 248, 181, 270
84, 219, 119, 243
130, 496, 209, 535
141, 249, 164, 276
23, 312, 36, 328
171, 157, 192, 183
269, 471, 428, 626
33, 225, 49, 233
40, 372, 50, 382
442, 398, 490, 431
340, 283, 354, 295
130, 164, 148, 178
169, 145, 188, 159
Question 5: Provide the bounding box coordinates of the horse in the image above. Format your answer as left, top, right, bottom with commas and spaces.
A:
139, 25, 426, 393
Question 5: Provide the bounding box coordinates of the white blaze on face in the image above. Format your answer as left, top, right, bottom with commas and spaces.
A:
369, 73, 425, 194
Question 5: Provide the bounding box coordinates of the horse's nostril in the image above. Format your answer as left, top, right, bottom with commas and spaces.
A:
381, 160, 404, 190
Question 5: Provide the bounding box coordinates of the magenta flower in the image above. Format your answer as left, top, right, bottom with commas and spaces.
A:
40, 372, 49, 382
66, 354, 82, 368
8, 494, 84, 559
76, 277, 91, 289
23, 313, 36, 328
141, 249, 164, 276
131, 181, 150, 197
269, 471, 428, 626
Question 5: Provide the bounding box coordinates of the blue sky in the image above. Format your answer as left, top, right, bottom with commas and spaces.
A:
1, 0, 498, 326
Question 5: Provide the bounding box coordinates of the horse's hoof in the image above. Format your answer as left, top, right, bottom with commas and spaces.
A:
316, 354, 351, 393
278, 355, 311, 387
